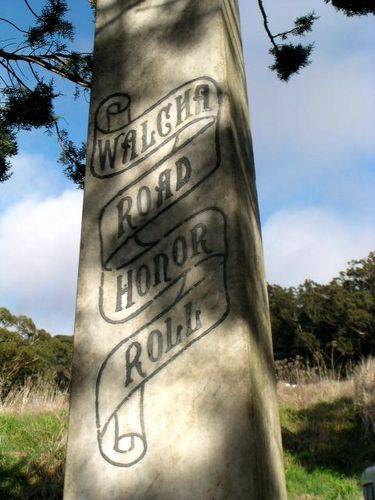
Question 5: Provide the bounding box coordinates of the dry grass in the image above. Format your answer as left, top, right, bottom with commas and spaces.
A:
0, 378, 68, 415
275, 355, 355, 385
276, 356, 375, 436
277, 378, 354, 409
353, 357, 375, 434
275, 356, 354, 409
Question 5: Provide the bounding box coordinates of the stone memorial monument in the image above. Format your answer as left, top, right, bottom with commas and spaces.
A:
64, 0, 286, 498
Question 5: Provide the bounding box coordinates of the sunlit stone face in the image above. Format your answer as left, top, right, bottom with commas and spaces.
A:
64, 1, 286, 498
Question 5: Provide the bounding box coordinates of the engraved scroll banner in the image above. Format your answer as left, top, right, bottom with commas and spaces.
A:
94, 78, 230, 468
91, 77, 221, 180
96, 209, 229, 467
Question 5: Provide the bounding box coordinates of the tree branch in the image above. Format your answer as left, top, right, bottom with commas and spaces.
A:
274, 28, 299, 39
0, 48, 91, 88
257, 0, 279, 52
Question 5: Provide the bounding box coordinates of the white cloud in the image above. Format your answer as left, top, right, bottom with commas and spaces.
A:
0, 190, 83, 334
0, 153, 65, 210
263, 207, 375, 286
238, 0, 375, 229
251, 54, 375, 160
239, 0, 375, 164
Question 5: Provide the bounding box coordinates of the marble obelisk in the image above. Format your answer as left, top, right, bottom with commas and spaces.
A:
64, 1, 286, 498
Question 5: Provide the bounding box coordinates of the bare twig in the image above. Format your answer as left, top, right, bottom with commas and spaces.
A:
0, 17, 28, 34
0, 60, 31, 90
274, 28, 299, 39
23, 0, 42, 20
28, 61, 41, 82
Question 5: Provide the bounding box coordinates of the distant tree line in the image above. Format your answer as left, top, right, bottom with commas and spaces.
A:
0, 252, 373, 398
269, 252, 374, 366
0, 307, 73, 399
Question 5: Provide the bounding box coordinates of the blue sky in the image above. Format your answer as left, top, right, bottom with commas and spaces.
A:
0, 0, 374, 333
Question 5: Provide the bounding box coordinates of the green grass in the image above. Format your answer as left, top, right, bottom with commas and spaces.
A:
0, 400, 373, 498
281, 398, 374, 499
0, 412, 67, 499
284, 452, 361, 499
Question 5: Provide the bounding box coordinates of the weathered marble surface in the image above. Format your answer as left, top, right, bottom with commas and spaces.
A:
64, 0, 286, 498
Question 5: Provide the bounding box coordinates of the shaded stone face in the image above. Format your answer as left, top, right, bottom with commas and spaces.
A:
64, 1, 286, 498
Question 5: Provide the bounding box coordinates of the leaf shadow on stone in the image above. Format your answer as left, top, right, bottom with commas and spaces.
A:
80, 120, 282, 497
97, 0, 214, 50
68, 1, 285, 497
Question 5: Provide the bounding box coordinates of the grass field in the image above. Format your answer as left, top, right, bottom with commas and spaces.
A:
0, 412, 67, 498
281, 401, 368, 499
0, 373, 373, 499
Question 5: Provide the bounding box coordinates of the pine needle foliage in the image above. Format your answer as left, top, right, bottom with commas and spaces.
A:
0, 116, 17, 182
270, 43, 314, 82
3, 82, 56, 130
27, 0, 74, 47
57, 128, 86, 188
324, 0, 375, 16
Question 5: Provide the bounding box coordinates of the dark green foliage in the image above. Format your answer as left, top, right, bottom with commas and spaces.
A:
63, 52, 93, 85
324, 0, 375, 16
277, 12, 319, 40
268, 11, 318, 81
0, 115, 17, 182
54, 335, 73, 345
0, 0, 92, 185
260, 0, 373, 82
57, 128, 86, 188
3, 82, 56, 131
292, 12, 318, 36
270, 43, 314, 82
258, 1, 318, 82
268, 286, 310, 360
27, 0, 74, 47
0, 308, 73, 399
270, 252, 375, 365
